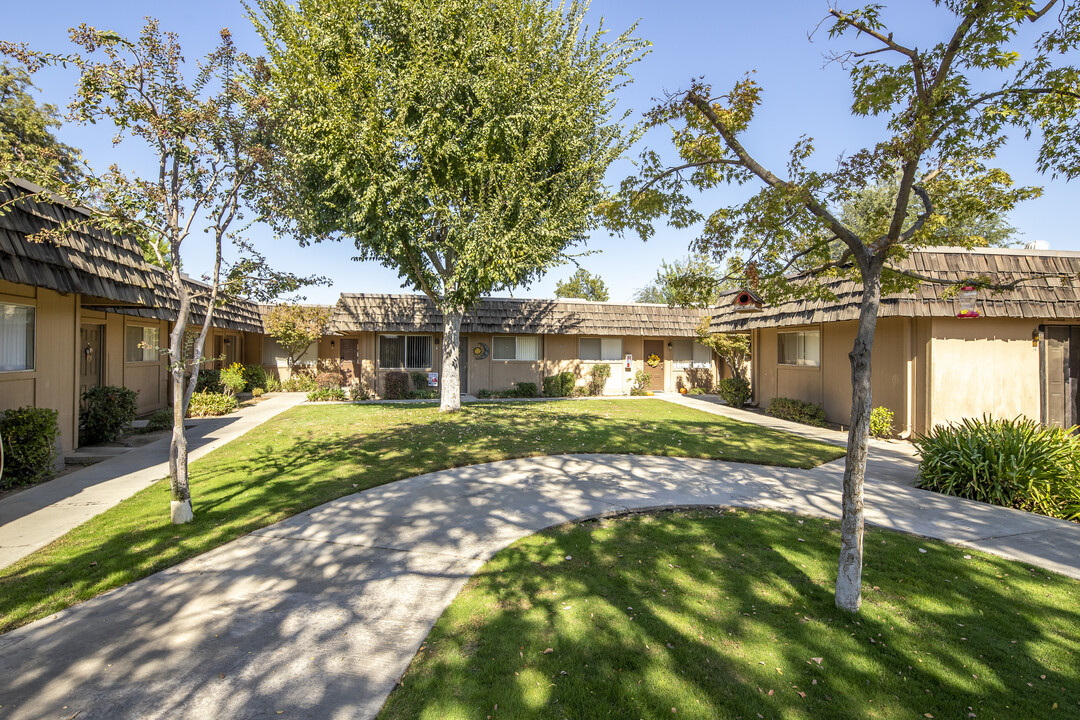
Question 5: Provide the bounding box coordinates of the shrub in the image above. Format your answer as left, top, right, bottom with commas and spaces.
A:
265, 377, 282, 392
80, 385, 139, 443
915, 415, 1080, 521
410, 371, 431, 391
688, 387, 705, 395
717, 377, 751, 407
350, 381, 372, 401
242, 364, 268, 392
220, 363, 247, 397
186, 391, 238, 418
0, 406, 60, 489
514, 382, 539, 398
194, 369, 222, 393
385, 371, 409, 399
630, 370, 651, 396
870, 406, 895, 439
406, 389, 439, 400
586, 364, 611, 396
543, 371, 576, 397
315, 371, 345, 390
476, 388, 493, 399
307, 387, 348, 402
252, 388, 265, 398
282, 373, 317, 393
767, 397, 828, 427
145, 409, 172, 432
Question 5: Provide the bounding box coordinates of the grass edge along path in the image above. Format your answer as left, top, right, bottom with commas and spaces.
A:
0, 400, 844, 634
378, 508, 1080, 720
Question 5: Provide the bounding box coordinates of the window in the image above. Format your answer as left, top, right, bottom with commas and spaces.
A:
493, 335, 541, 361
777, 330, 820, 367
0, 301, 35, 372
579, 337, 622, 362
379, 334, 433, 369
125, 325, 160, 363
673, 339, 712, 370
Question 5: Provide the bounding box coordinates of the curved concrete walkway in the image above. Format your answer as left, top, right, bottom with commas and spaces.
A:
2, 451, 1079, 719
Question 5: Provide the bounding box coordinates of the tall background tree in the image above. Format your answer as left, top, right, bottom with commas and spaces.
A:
250, 0, 647, 412
0, 64, 82, 186
555, 268, 611, 302
632, 254, 728, 307
2, 22, 318, 524
609, 1, 1079, 611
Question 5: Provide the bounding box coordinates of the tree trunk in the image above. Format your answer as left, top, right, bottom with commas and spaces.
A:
168, 288, 195, 524
835, 259, 884, 612
440, 305, 463, 413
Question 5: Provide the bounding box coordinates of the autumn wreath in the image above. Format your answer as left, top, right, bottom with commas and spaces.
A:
646, 353, 661, 368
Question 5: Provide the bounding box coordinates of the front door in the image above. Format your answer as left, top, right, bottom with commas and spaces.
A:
643, 339, 665, 391
79, 323, 104, 397
1041, 325, 1080, 427
340, 338, 358, 383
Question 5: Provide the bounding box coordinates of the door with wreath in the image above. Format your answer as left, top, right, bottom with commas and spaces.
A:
643, 340, 665, 391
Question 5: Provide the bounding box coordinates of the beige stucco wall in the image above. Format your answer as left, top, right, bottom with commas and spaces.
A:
926, 317, 1041, 430
752, 318, 914, 435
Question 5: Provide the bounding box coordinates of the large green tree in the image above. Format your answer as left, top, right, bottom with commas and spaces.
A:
0, 64, 81, 184
632, 254, 731, 307
555, 268, 610, 302
249, 0, 647, 411
2, 22, 317, 524
610, 1, 1079, 611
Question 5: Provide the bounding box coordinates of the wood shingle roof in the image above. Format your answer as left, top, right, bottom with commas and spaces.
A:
328, 294, 708, 336
708, 247, 1080, 332
1, 180, 263, 333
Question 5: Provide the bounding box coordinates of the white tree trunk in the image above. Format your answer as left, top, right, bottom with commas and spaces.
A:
439, 305, 463, 413
835, 261, 883, 611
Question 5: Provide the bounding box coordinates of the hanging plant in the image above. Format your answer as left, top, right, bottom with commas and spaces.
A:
646, 353, 661, 368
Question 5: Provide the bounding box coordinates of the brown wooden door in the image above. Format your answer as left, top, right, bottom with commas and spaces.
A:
80, 324, 104, 397
340, 338, 359, 382
643, 339, 665, 391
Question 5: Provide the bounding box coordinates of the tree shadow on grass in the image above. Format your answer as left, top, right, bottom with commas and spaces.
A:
379, 510, 1080, 720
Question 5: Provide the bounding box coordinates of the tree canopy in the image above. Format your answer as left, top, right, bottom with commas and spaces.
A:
250, 0, 647, 410
0, 64, 81, 185
632, 255, 732, 307
609, 1, 1080, 611
555, 268, 610, 302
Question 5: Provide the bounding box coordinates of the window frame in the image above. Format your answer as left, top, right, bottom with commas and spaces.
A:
124, 323, 160, 364
578, 336, 622, 363
378, 333, 434, 370
777, 330, 821, 368
0, 300, 36, 373
492, 335, 542, 362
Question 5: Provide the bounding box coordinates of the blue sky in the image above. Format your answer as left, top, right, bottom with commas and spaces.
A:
4, 1, 1075, 304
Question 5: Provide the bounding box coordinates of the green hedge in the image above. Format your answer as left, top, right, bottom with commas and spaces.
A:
242, 364, 268, 392
717, 377, 751, 407
767, 397, 828, 427
915, 415, 1080, 521
0, 406, 60, 489
80, 386, 138, 444
543, 371, 575, 397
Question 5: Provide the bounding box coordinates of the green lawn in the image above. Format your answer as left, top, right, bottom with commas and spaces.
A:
0, 399, 844, 634
379, 509, 1080, 720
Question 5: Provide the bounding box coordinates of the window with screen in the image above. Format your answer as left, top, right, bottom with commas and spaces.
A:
579, 337, 622, 362
493, 335, 541, 361
125, 325, 160, 363
0, 301, 35, 372
777, 330, 820, 367
379, 334, 432, 369
672, 339, 712, 370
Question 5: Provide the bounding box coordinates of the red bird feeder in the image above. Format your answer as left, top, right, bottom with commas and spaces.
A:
956, 285, 980, 319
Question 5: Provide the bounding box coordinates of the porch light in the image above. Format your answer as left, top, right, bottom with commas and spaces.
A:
330, 339, 335, 348
956, 286, 980, 319
733, 290, 763, 314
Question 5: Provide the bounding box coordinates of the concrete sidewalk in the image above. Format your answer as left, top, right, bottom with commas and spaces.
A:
0, 392, 307, 570
1, 448, 1077, 720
